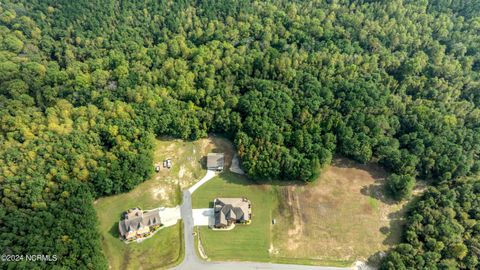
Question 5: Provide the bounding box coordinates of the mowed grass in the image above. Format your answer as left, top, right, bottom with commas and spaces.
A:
190, 155, 408, 267
193, 172, 274, 262
94, 189, 183, 270
94, 137, 213, 270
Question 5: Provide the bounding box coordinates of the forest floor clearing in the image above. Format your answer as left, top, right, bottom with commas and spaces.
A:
94, 136, 231, 270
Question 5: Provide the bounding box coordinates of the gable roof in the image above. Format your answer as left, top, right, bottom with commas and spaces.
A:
118, 209, 162, 237
214, 198, 250, 226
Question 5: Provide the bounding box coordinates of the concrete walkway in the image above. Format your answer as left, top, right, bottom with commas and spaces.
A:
171, 171, 351, 270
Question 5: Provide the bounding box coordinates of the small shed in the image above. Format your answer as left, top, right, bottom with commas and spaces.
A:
207, 153, 224, 171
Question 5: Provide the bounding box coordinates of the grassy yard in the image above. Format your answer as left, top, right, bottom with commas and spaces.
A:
94, 137, 221, 270
193, 172, 275, 262
94, 193, 183, 270
192, 157, 409, 267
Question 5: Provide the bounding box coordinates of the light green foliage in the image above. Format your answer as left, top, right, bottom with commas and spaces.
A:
1, 0, 480, 269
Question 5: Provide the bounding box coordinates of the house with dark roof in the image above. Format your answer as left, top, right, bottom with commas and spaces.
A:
207, 153, 224, 171
118, 208, 162, 240
213, 198, 251, 228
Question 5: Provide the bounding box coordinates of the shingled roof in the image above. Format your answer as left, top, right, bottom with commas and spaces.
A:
214, 198, 250, 227
207, 153, 224, 170
118, 208, 161, 238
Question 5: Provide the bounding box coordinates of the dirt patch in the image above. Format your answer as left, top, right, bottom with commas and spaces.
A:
152, 187, 169, 201
283, 187, 303, 251
209, 136, 235, 169
178, 165, 186, 178
272, 157, 409, 263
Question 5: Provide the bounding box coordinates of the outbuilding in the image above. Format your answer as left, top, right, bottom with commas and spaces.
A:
207, 153, 224, 171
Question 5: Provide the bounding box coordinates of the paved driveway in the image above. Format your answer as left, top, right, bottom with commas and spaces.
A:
192, 208, 214, 226
171, 189, 351, 270
188, 170, 216, 193
159, 206, 181, 227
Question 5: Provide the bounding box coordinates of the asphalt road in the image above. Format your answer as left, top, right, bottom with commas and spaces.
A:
171, 190, 350, 270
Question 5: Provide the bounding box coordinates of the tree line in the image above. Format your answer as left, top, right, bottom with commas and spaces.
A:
0, 0, 479, 269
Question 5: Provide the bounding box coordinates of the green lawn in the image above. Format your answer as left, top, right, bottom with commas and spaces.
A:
93, 137, 234, 269
192, 172, 275, 261
93, 138, 193, 270
190, 165, 388, 268
94, 182, 183, 270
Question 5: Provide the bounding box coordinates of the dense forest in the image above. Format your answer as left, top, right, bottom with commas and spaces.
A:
0, 0, 479, 269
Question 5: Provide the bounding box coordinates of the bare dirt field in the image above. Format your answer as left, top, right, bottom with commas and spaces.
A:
271, 157, 409, 266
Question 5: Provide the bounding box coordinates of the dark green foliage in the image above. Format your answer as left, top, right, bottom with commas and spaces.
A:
381, 180, 480, 269
386, 174, 416, 201
1, 0, 480, 268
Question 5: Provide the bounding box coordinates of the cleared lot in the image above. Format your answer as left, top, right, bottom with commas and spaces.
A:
271, 158, 407, 266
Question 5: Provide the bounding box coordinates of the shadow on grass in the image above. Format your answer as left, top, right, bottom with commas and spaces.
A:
220, 171, 311, 189
365, 192, 424, 267
331, 156, 387, 179
360, 179, 396, 206
199, 156, 207, 170
382, 209, 405, 246
109, 222, 120, 238
365, 206, 409, 268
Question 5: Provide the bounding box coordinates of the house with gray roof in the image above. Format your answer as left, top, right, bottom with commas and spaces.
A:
207, 153, 224, 171
213, 198, 251, 228
118, 208, 162, 240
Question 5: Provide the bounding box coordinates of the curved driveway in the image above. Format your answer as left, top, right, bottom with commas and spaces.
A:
172, 171, 350, 270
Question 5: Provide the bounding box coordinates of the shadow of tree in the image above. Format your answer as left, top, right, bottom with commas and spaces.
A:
382, 209, 405, 246
360, 179, 396, 206
109, 221, 120, 238
365, 250, 388, 268
364, 192, 423, 267
198, 156, 207, 170
331, 156, 386, 179
219, 170, 311, 190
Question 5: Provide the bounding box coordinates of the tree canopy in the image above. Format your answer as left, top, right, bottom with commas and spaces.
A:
1, 0, 480, 269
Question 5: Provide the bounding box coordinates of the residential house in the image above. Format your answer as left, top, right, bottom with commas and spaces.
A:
213, 198, 251, 228
118, 208, 162, 240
